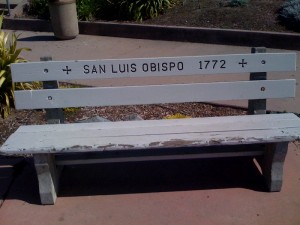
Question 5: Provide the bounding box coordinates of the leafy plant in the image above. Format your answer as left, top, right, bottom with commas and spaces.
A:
278, 0, 300, 31
118, 0, 172, 21
26, 0, 173, 22
26, 0, 50, 20
77, 0, 100, 21
0, 14, 34, 118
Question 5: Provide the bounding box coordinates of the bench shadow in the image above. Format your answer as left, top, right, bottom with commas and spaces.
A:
17, 35, 57, 42
6, 157, 266, 205
5, 158, 41, 205
59, 157, 266, 197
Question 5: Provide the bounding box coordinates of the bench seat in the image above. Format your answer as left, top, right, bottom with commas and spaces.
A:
2, 113, 299, 155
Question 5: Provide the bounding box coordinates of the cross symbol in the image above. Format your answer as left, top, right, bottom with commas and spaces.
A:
238, 59, 248, 68
62, 66, 72, 75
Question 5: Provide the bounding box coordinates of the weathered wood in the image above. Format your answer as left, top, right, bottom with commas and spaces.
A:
34, 154, 59, 205
248, 47, 267, 115
11, 113, 299, 132
11, 53, 296, 82
14, 79, 296, 109
262, 142, 289, 192
1, 114, 299, 154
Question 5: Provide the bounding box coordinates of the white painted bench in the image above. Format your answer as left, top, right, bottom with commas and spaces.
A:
1, 47, 300, 205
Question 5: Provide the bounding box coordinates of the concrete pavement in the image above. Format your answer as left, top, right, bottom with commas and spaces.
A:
0, 30, 300, 225
1, 143, 300, 225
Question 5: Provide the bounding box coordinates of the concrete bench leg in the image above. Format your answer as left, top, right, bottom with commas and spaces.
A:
34, 154, 60, 205
262, 142, 288, 192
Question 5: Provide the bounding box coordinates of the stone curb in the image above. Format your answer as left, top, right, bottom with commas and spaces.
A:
3, 17, 300, 50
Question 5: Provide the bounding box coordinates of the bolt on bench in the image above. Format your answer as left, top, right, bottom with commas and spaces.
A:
1, 47, 300, 205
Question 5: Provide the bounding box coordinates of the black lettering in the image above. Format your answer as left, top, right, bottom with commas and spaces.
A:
111, 64, 118, 73
199, 59, 226, 70
83, 65, 90, 74
220, 60, 226, 69
212, 60, 218, 69
92, 65, 97, 74
131, 63, 137, 72
178, 62, 184, 70
162, 62, 168, 71
199, 61, 203, 70
142, 63, 148, 72
170, 62, 176, 70
99, 65, 106, 73
204, 60, 210, 69
119, 64, 126, 73
150, 63, 156, 72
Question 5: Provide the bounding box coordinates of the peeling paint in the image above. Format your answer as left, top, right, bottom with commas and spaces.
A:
149, 142, 161, 147
227, 137, 245, 143
118, 144, 135, 148
70, 145, 81, 149
247, 137, 264, 142
97, 144, 116, 151
208, 139, 223, 145
161, 139, 198, 147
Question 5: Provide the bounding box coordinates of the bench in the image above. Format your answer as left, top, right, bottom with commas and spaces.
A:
1, 47, 300, 205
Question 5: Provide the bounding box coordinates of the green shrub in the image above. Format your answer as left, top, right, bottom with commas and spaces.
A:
278, 0, 300, 31
26, 0, 50, 19
0, 15, 36, 118
26, 0, 173, 22
118, 0, 172, 21
77, 0, 100, 21
26, 0, 112, 21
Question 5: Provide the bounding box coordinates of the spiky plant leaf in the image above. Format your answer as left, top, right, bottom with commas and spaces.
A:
0, 14, 35, 119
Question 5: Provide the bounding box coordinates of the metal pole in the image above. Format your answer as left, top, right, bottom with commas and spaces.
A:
6, 0, 11, 16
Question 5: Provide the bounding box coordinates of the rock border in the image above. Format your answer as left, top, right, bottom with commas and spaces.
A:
3, 17, 300, 50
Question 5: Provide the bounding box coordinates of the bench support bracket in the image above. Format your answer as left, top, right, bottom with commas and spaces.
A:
34, 154, 60, 205
262, 142, 288, 192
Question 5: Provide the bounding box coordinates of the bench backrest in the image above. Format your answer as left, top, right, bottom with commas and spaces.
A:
11, 49, 296, 112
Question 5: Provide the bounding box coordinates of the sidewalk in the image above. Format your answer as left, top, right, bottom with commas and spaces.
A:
0, 31, 300, 225
0, 143, 300, 225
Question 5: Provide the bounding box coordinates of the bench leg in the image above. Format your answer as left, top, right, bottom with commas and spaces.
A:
262, 142, 288, 192
34, 154, 60, 205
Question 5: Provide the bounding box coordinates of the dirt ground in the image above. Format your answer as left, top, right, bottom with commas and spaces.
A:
143, 0, 292, 32
22, 0, 295, 33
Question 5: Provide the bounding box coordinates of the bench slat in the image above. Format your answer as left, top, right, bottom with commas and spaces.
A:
14, 79, 296, 109
11, 53, 296, 82
14, 113, 299, 133
1, 114, 299, 154
2, 129, 297, 154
